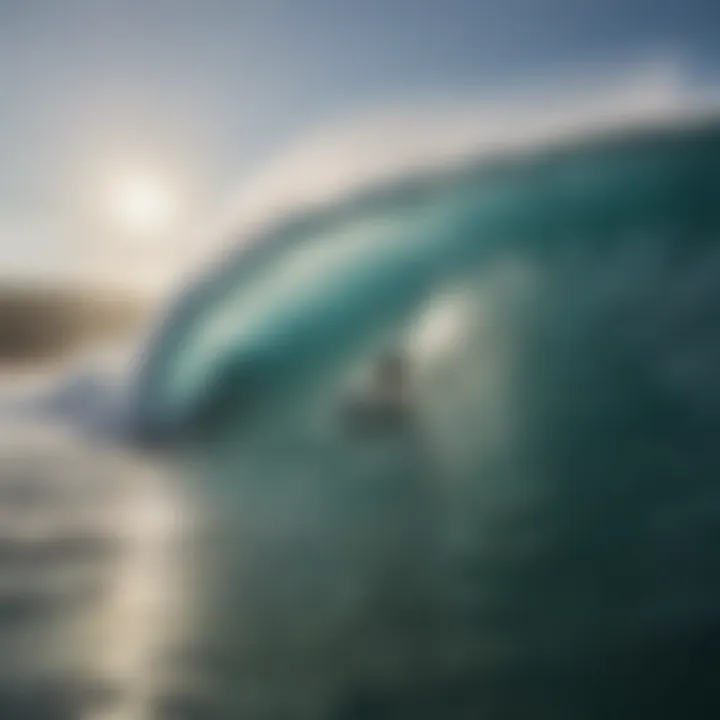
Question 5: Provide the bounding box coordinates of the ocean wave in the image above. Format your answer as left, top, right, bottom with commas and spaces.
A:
116, 94, 720, 717
132, 111, 720, 442
3, 70, 720, 717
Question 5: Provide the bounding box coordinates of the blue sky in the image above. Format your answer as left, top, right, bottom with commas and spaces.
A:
0, 0, 718, 286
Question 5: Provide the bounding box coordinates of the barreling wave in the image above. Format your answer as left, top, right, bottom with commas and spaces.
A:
132, 114, 720, 444
4, 69, 720, 718
90, 89, 720, 717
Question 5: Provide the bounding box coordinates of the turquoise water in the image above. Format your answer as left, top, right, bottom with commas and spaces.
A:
0, 117, 719, 718
123, 117, 720, 717
135, 119, 720, 445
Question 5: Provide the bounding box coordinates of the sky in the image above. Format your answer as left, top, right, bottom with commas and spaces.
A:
0, 0, 718, 290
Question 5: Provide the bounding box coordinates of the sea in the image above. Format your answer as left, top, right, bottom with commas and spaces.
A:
0, 101, 719, 719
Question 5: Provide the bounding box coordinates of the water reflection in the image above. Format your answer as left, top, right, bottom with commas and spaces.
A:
0, 422, 188, 720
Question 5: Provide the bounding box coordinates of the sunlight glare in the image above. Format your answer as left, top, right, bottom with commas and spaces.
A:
110, 173, 177, 236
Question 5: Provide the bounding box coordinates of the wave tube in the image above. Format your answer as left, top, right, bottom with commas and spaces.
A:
127, 117, 720, 719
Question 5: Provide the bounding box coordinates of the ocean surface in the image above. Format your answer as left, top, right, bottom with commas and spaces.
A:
1, 113, 720, 718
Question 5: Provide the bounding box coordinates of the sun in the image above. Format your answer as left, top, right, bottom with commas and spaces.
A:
110, 172, 177, 236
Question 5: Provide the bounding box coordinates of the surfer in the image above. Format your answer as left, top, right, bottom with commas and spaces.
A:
341, 350, 414, 435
